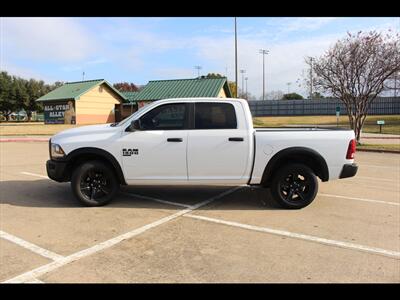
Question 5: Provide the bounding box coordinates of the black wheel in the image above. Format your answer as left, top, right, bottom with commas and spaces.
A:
71, 160, 119, 207
270, 164, 318, 209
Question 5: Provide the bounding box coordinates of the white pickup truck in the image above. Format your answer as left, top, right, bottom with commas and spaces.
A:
47, 98, 358, 209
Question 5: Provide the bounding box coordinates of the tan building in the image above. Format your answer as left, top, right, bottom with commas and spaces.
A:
36, 79, 127, 125
121, 77, 232, 119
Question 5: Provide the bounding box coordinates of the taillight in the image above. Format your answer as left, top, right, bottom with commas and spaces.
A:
346, 139, 356, 159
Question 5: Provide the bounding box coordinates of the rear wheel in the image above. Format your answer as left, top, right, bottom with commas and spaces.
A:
71, 160, 119, 207
270, 164, 318, 209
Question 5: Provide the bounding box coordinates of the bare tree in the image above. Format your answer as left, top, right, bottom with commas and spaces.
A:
265, 90, 284, 100
307, 30, 400, 142
383, 70, 400, 97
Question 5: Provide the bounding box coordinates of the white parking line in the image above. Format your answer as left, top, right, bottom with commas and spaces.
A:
184, 214, 400, 259
319, 193, 399, 206
20, 172, 48, 179
355, 176, 399, 182
18, 172, 227, 209
3, 186, 243, 283
121, 191, 191, 208
25, 278, 44, 284
0, 230, 64, 261
361, 164, 400, 170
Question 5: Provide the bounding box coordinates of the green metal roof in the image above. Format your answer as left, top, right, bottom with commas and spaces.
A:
125, 77, 232, 103
36, 79, 127, 102
122, 91, 140, 103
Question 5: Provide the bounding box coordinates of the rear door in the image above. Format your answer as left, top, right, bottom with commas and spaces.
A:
187, 102, 250, 183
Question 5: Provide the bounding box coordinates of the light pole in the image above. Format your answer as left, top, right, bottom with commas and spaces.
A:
234, 17, 238, 97
287, 82, 291, 94
310, 57, 313, 100
240, 69, 246, 98
245, 77, 248, 99
194, 66, 202, 78
259, 49, 269, 100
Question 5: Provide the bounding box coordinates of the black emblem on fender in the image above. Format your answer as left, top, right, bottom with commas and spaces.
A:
123, 148, 138, 156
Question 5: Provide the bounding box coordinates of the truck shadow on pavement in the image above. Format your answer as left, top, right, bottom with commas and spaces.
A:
0, 180, 282, 210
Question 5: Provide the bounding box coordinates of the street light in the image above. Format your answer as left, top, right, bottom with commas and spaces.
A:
259, 49, 269, 100
240, 69, 246, 98
234, 17, 238, 97
287, 82, 292, 94
245, 77, 248, 99
194, 66, 202, 78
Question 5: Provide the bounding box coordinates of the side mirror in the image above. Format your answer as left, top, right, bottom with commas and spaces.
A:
129, 119, 141, 131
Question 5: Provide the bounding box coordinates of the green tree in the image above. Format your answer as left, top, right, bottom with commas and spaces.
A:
0, 71, 61, 121
282, 93, 304, 100
205, 73, 224, 79
0, 71, 15, 120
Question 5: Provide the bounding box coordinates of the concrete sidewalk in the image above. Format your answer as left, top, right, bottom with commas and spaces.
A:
360, 132, 400, 145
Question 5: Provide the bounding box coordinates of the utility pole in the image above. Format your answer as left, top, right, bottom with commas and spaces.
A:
309, 57, 313, 100
194, 66, 202, 78
240, 69, 246, 98
259, 49, 269, 100
234, 17, 238, 97
245, 77, 248, 99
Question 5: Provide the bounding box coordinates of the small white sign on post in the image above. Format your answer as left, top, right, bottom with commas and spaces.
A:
377, 120, 385, 133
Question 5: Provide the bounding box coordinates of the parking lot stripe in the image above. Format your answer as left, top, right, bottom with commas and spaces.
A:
3, 186, 243, 283
319, 193, 399, 206
20, 172, 48, 179
184, 214, 400, 259
355, 176, 399, 182
361, 164, 400, 170
121, 191, 192, 208
0, 230, 64, 261
25, 279, 44, 284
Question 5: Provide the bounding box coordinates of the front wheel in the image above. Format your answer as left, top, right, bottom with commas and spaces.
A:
270, 164, 318, 209
71, 160, 119, 207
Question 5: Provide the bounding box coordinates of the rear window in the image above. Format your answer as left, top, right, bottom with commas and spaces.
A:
194, 103, 237, 129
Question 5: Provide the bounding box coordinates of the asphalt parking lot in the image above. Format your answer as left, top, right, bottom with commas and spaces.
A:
0, 142, 399, 283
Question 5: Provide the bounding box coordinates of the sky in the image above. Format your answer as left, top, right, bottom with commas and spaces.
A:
1, 17, 399, 99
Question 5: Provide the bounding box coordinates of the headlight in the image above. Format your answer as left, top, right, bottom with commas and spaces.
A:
50, 143, 65, 159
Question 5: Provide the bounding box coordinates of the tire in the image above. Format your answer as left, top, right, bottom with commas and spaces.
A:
270, 163, 318, 209
71, 160, 119, 207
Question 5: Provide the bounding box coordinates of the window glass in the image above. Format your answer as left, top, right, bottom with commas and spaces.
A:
140, 103, 186, 130
195, 103, 237, 129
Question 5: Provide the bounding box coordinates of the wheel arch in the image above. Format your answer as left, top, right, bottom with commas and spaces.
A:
261, 147, 329, 186
64, 147, 127, 185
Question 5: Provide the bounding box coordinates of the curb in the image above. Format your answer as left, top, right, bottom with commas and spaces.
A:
362, 137, 400, 140
358, 148, 400, 154
0, 138, 49, 142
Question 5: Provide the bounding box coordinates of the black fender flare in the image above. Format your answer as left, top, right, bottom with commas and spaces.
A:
261, 147, 329, 184
65, 147, 127, 185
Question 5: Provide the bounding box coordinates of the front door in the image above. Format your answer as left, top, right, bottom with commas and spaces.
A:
120, 103, 189, 182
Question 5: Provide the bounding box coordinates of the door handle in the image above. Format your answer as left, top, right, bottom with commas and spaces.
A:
167, 138, 183, 142
229, 137, 244, 142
